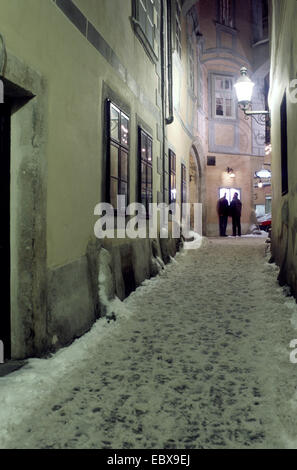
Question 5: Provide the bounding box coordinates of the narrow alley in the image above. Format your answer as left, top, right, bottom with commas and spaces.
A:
1, 237, 297, 449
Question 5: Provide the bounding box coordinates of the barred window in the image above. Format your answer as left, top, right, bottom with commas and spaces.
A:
139, 127, 153, 213
107, 100, 129, 208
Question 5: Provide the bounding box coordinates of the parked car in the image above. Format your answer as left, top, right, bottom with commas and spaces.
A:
257, 212, 271, 232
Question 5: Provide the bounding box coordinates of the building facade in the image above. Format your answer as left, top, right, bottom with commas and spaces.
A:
194, 0, 270, 236
0, 0, 272, 360
269, 0, 297, 297
0, 0, 207, 359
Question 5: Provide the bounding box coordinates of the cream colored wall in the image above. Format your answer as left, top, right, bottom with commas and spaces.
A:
0, 0, 160, 269
167, 7, 203, 207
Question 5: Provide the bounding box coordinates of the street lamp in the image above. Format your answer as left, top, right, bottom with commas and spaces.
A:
234, 67, 270, 124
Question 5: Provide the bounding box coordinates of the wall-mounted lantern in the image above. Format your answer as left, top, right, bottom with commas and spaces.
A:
234, 67, 270, 125
226, 167, 235, 178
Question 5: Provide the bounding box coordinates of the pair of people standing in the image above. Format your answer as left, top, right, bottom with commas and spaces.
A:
217, 193, 242, 237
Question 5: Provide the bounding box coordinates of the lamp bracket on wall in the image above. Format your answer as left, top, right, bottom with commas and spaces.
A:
239, 103, 270, 126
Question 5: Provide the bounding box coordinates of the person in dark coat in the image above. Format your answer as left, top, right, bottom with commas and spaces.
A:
217, 193, 229, 237
230, 192, 242, 237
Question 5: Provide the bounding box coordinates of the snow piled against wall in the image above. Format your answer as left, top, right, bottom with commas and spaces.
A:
0, 236, 204, 446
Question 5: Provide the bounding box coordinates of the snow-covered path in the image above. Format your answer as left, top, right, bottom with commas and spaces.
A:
2, 237, 297, 449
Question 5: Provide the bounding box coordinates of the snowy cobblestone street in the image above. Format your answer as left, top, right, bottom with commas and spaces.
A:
2, 237, 297, 449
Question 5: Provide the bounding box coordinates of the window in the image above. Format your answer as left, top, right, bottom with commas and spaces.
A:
262, 0, 268, 39
218, 0, 234, 28
213, 75, 235, 119
188, 39, 195, 92
207, 156, 216, 166
107, 101, 129, 208
138, 0, 154, 47
219, 187, 241, 204
139, 127, 153, 213
181, 163, 187, 204
255, 204, 265, 217
264, 74, 270, 144
252, 0, 269, 43
265, 196, 272, 214
169, 150, 177, 204
132, 0, 157, 61
181, 164, 187, 219
175, 0, 182, 58
280, 92, 288, 195
188, 4, 200, 36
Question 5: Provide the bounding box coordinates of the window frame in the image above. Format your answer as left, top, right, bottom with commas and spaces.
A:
280, 92, 288, 196
138, 126, 153, 216
212, 74, 236, 120
132, 0, 158, 63
265, 196, 272, 214
181, 163, 187, 221
188, 38, 195, 93
106, 100, 130, 209
175, 0, 182, 59
219, 187, 241, 205
218, 0, 235, 29
169, 149, 177, 205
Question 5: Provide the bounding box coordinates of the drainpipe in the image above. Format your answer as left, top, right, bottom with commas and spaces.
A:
166, 0, 174, 125
160, 0, 166, 202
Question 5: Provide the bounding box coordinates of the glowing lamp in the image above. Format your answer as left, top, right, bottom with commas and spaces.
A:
234, 67, 255, 106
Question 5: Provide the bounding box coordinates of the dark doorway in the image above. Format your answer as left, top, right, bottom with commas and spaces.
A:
0, 103, 11, 359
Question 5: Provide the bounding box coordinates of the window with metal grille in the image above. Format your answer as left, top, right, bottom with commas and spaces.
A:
107, 100, 129, 208
175, 0, 182, 58
139, 127, 153, 213
169, 150, 177, 204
